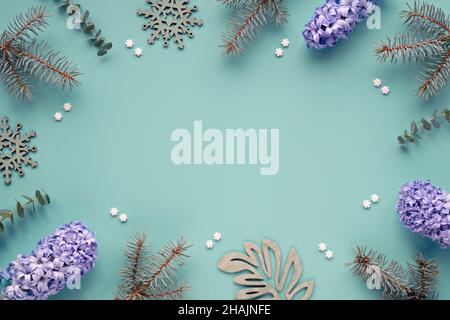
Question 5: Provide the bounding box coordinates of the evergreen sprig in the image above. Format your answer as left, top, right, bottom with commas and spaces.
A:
0, 6, 80, 100
52, 0, 113, 56
0, 190, 50, 234
375, 1, 450, 99
218, 0, 288, 56
397, 108, 450, 145
347, 246, 439, 300
115, 234, 191, 300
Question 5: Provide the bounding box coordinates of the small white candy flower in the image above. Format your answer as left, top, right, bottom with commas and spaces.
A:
275, 48, 284, 57
373, 79, 382, 87
362, 200, 372, 209
205, 240, 214, 249
325, 250, 334, 260
63, 103, 72, 112
53, 112, 63, 121
318, 242, 327, 252
125, 39, 135, 48
381, 86, 390, 95
281, 38, 290, 48
213, 232, 222, 241
370, 194, 380, 203
110, 207, 119, 217
119, 213, 128, 223
134, 48, 143, 57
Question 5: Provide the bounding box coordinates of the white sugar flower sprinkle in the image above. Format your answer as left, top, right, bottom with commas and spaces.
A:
213, 232, 222, 241
134, 47, 143, 57
370, 194, 380, 203
318, 242, 327, 252
53, 112, 63, 121
362, 200, 372, 209
281, 38, 290, 48
119, 213, 128, 223
373, 79, 382, 87
275, 48, 284, 57
63, 103, 72, 112
381, 86, 390, 95
125, 39, 135, 48
205, 240, 214, 249
110, 207, 119, 217
325, 250, 334, 260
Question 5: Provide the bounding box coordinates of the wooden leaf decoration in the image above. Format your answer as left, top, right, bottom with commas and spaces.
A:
218, 239, 315, 300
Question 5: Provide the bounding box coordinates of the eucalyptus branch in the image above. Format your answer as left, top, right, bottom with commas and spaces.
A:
51, 0, 113, 56
397, 108, 450, 145
0, 190, 50, 234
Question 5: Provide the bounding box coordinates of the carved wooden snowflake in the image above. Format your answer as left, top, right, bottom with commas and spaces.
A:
0, 116, 38, 185
137, 0, 203, 50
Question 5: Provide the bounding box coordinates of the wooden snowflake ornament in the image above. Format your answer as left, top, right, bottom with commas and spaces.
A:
137, 0, 203, 50
0, 116, 37, 185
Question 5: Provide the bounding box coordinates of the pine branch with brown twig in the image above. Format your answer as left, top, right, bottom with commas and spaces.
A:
115, 234, 191, 300
218, 0, 288, 56
375, 1, 449, 99
0, 6, 80, 100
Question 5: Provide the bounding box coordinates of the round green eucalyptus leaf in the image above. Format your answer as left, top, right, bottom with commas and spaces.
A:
103, 42, 113, 50
97, 49, 107, 56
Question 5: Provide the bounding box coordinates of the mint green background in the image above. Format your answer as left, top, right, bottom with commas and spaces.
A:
0, 0, 449, 300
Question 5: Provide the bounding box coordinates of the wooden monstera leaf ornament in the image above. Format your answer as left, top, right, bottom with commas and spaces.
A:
218, 239, 315, 300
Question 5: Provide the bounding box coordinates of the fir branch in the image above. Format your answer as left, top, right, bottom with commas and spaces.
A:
407, 252, 439, 299
0, 6, 80, 100
375, 1, 450, 99
0, 190, 50, 234
418, 49, 450, 99
347, 246, 439, 300
219, 0, 287, 56
115, 234, 191, 300
376, 33, 449, 63
397, 108, 450, 145
347, 246, 410, 299
14, 40, 80, 90
3, 6, 49, 46
402, 1, 450, 37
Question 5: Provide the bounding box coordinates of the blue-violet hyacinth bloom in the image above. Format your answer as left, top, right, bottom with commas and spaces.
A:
1, 221, 97, 300
303, 0, 379, 49
396, 180, 450, 249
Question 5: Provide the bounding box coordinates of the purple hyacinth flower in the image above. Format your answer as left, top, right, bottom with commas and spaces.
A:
303, 0, 379, 49
1, 222, 97, 300
396, 180, 450, 249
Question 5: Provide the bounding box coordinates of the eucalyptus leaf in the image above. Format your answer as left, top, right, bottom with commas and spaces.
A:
16, 201, 24, 218
0, 222, 4, 234
0, 210, 12, 218
97, 49, 107, 56
421, 118, 432, 131
102, 42, 113, 50
36, 191, 45, 205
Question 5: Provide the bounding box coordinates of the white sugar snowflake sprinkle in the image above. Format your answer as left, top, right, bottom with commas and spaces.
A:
318, 242, 327, 252
373, 79, 382, 87
53, 112, 63, 121
371, 194, 380, 203
325, 250, 334, 260
63, 103, 72, 112
125, 39, 135, 48
213, 232, 222, 241
119, 213, 128, 223
275, 48, 284, 57
281, 38, 290, 48
134, 48, 143, 57
205, 240, 214, 249
381, 86, 390, 95
110, 207, 119, 217
362, 200, 372, 209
